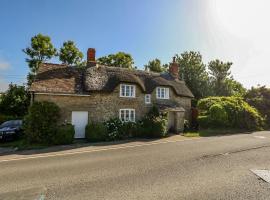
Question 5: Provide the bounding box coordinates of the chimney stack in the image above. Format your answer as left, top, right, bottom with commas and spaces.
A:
87, 48, 96, 67
169, 56, 179, 79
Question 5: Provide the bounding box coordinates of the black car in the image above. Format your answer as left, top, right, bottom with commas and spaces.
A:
0, 120, 23, 141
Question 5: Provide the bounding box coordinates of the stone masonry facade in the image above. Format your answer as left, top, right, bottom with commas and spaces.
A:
34, 85, 191, 125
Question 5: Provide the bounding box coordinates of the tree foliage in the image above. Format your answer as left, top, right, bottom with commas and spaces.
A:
144, 59, 167, 72
97, 52, 134, 68
0, 84, 30, 117
23, 33, 57, 74
245, 86, 270, 127
208, 59, 245, 96
176, 51, 211, 99
59, 40, 84, 65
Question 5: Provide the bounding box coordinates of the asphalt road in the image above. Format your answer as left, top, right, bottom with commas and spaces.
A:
1, 131, 270, 200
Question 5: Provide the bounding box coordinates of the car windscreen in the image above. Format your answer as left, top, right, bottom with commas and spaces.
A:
0, 120, 22, 128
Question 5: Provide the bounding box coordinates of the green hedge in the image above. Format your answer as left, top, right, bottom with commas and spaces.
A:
197, 97, 265, 130
24, 101, 60, 144
53, 124, 75, 145
85, 122, 107, 142
138, 116, 167, 138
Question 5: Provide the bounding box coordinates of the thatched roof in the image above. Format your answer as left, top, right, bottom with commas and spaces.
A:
84, 65, 194, 98
30, 63, 194, 98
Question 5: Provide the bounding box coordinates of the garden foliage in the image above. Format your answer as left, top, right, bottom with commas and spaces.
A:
197, 96, 264, 130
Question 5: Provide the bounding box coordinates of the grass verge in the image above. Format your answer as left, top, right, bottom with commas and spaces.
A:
183, 128, 250, 137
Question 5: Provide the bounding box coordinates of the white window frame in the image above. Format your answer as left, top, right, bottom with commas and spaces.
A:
120, 84, 136, 98
119, 109, 136, 122
145, 94, 151, 104
156, 87, 170, 99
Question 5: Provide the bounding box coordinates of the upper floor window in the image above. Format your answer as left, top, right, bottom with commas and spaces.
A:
120, 84, 135, 97
156, 87, 169, 99
119, 109, 135, 122
145, 94, 151, 104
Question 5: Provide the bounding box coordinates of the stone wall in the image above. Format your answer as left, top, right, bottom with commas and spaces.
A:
34, 84, 191, 124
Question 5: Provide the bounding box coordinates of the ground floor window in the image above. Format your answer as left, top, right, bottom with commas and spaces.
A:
119, 109, 135, 122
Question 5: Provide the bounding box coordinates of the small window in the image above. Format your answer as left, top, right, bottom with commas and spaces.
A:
145, 94, 151, 104
156, 87, 169, 99
120, 84, 136, 97
119, 109, 135, 122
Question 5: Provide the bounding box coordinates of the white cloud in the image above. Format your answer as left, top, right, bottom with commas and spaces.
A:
199, 0, 270, 88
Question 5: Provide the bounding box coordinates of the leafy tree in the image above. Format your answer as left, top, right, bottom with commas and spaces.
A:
144, 59, 167, 72
175, 51, 211, 99
0, 84, 30, 117
208, 59, 246, 96
59, 40, 84, 65
97, 52, 134, 68
23, 34, 57, 86
245, 86, 270, 127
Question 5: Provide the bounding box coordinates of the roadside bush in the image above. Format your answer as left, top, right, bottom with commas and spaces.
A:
85, 122, 107, 142
197, 97, 265, 130
120, 121, 139, 138
53, 124, 75, 145
209, 103, 229, 127
24, 101, 60, 144
104, 118, 124, 140
137, 107, 168, 138
197, 115, 210, 128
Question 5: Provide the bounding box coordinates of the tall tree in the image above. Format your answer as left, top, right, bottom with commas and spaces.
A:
59, 41, 84, 65
97, 52, 134, 68
144, 59, 167, 72
176, 51, 211, 99
0, 84, 30, 117
23, 34, 57, 85
208, 59, 245, 96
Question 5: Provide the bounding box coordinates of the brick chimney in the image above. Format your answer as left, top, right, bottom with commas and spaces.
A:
169, 56, 179, 79
87, 48, 96, 67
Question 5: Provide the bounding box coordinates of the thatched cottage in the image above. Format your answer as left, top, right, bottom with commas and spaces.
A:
30, 48, 194, 138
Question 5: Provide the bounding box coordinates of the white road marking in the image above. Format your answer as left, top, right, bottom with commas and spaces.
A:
0, 137, 200, 163
254, 136, 266, 139
250, 169, 270, 183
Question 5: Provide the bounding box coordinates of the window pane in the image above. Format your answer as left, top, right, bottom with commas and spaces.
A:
130, 110, 135, 121
121, 85, 125, 96
125, 110, 129, 121
130, 86, 134, 96
120, 110, 125, 121
161, 88, 165, 98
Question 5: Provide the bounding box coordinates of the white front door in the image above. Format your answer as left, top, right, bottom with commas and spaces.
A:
72, 111, 88, 138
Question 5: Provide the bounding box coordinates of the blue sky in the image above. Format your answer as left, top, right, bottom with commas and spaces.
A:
0, 0, 269, 91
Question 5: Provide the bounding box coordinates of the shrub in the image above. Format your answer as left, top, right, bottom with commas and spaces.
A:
53, 124, 75, 145
104, 118, 124, 140
197, 97, 265, 130
138, 107, 168, 138
24, 101, 60, 144
209, 103, 229, 127
120, 121, 139, 138
85, 122, 107, 142
197, 116, 210, 128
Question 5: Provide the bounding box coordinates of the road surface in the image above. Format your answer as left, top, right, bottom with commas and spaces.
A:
0, 131, 270, 200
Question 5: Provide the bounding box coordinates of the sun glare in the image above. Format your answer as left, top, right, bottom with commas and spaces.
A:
210, 0, 270, 39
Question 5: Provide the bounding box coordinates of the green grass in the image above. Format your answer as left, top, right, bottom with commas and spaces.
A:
183, 128, 250, 137
0, 138, 49, 150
